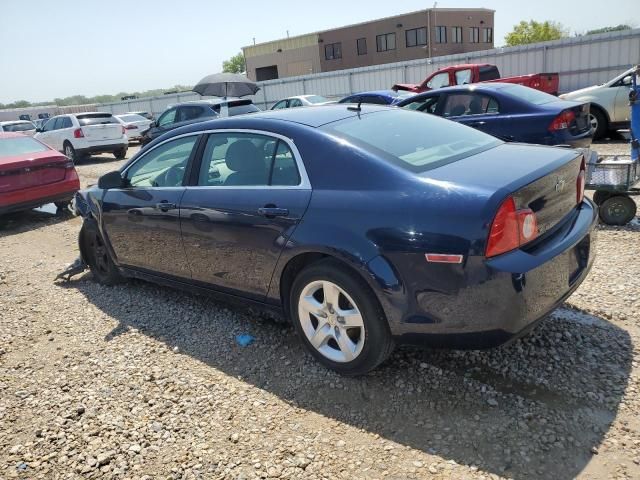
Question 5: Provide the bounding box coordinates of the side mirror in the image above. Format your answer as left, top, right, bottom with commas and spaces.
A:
622, 76, 632, 86
98, 171, 126, 190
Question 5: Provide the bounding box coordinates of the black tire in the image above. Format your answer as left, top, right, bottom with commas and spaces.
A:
63, 141, 77, 164
590, 107, 608, 140
592, 190, 611, 206
80, 221, 124, 285
289, 258, 394, 376
114, 148, 127, 160
54, 201, 69, 213
599, 195, 637, 226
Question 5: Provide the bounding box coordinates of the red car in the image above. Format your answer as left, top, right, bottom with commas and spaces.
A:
0, 133, 80, 215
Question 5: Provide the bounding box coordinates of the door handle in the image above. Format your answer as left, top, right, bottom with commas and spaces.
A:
155, 202, 177, 211
258, 206, 289, 217
468, 121, 486, 126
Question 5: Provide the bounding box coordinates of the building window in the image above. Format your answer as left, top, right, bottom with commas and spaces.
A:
376, 32, 396, 52
406, 27, 427, 47
451, 27, 463, 44
469, 27, 480, 43
482, 27, 493, 43
435, 26, 447, 43
357, 37, 367, 55
324, 42, 342, 60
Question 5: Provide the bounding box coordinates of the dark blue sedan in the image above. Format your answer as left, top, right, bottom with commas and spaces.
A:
73, 105, 597, 375
339, 89, 415, 106
397, 83, 593, 149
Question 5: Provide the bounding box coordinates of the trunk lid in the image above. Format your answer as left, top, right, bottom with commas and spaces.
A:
76, 113, 123, 142
0, 150, 69, 193
423, 143, 583, 236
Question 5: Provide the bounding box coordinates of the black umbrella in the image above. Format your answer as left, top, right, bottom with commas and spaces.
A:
192, 73, 260, 98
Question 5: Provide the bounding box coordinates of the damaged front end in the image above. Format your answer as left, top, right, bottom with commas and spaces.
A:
55, 190, 95, 282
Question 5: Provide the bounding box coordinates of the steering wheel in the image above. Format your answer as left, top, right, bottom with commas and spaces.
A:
154, 166, 183, 187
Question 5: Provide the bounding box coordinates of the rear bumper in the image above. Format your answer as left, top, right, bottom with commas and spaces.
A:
76, 142, 127, 155
376, 201, 598, 349
551, 129, 592, 149
0, 169, 80, 215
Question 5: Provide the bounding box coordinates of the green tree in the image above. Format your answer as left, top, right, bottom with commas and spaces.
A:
505, 20, 567, 46
222, 52, 246, 74
586, 24, 632, 35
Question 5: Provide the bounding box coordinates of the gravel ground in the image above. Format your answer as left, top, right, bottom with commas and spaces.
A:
1, 141, 639, 480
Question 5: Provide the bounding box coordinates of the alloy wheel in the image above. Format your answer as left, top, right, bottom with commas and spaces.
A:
64, 144, 75, 162
89, 233, 110, 276
589, 113, 598, 133
297, 280, 365, 363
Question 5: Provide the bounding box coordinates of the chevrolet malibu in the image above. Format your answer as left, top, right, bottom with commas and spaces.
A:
72, 105, 597, 375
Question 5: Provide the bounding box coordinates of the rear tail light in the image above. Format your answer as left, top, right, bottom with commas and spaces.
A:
486, 196, 539, 258
548, 110, 576, 131
577, 156, 586, 204
122, 126, 126, 134
73, 128, 84, 138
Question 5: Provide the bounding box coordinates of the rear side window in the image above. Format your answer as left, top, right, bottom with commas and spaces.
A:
478, 65, 500, 81
442, 93, 500, 117
321, 109, 501, 172
0, 137, 49, 157
76, 113, 119, 126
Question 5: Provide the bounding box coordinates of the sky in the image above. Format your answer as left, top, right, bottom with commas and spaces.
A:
0, 0, 636, 104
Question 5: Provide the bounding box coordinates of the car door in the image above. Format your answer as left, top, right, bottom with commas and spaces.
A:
180, 131, 312, 300
440, 92, 505, 139
100, 134, 200, 278
56, 116, 74, 150
400, 94, 442, 114
36, 116, 61, 150
612, 73, 633, 122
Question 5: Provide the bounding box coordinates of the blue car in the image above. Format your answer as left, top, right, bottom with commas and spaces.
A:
339, 89, 415, 106
74, 105, 597, 375
397, 83, 593, 149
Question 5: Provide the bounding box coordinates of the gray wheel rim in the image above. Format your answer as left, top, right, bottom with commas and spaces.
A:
298, 280, 365, 363
65, 145, 74, 160
589, 113, 598, 132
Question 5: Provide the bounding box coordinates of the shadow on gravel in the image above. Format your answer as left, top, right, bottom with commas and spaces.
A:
0, 206, 74, 238
74, 154, 123, 166
70, 278, 633, 480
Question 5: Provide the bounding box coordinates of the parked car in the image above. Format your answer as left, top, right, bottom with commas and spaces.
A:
115, 114, 152, 142
127, 111, 154, 121
397, 83, 593, 149
559, 67, 635, 139
338, 90, 415, 105
0, 133, 80, 214
140, 98, 260, 145
271, 95, 334, 109
393, 63, 560, 96
0, 120, 37, 136
73, 105, 597, 375
34, 112, 128, 163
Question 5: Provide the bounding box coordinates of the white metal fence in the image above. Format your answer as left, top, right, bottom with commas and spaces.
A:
2, 28, 638, 122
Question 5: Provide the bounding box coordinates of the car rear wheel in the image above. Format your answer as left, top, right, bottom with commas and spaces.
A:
81, 221, 123, 285
290, 259, 394, 375
63, 142, 77, 163
114, 148, 127, 159
599, 195, 637, 225
589, 108, 608, 140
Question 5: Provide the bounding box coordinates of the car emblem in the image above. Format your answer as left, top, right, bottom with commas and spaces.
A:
555, 176, 566, 192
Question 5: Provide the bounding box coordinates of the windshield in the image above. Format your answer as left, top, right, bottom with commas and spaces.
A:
76, 113, 119, 126
321, 109, 501, 172
2, 122, 35, 132
500, 84, 557, 105
0, 136, 49, 157
306, 95, 330, 104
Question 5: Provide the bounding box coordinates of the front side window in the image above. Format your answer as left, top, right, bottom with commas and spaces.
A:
469, 27, 480, 43
197, 133, 300, 187
272, 100, 288, 110
321, 109, 501, 172
435, 26, 447, 43
401, 95, 440, 114
406, 27, 427, 47
324, 42, 342, 60
426, 72, 450, 89
376, 33, 396, 52
125, 135, 198, 187
357, 37, 367, 55
157, 108, 177, 127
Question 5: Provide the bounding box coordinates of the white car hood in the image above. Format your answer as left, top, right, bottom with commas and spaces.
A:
562, 84, 603, 99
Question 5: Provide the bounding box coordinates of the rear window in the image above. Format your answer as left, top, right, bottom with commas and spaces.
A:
306, 95, 330, 104
2, 122, 35, 132
500, 84, 557, 105
321, 109, 501, 172
117, 114, 146, 122
228, 104, 261, 116
0, 137, 49, 158
76, 113, 119, 126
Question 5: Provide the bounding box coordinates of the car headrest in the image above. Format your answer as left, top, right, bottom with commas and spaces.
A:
469, 98, 483, 114
450, 104, 466, 117
225, 140, 262, 172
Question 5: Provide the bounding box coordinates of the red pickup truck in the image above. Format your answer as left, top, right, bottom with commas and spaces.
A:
392, 64, 560, 96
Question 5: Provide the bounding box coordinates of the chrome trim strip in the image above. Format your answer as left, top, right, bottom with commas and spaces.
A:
122, 128, 311, 190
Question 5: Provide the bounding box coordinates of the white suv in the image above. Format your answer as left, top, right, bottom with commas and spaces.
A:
560, 67, 635, 139
35, 112, 128, 163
